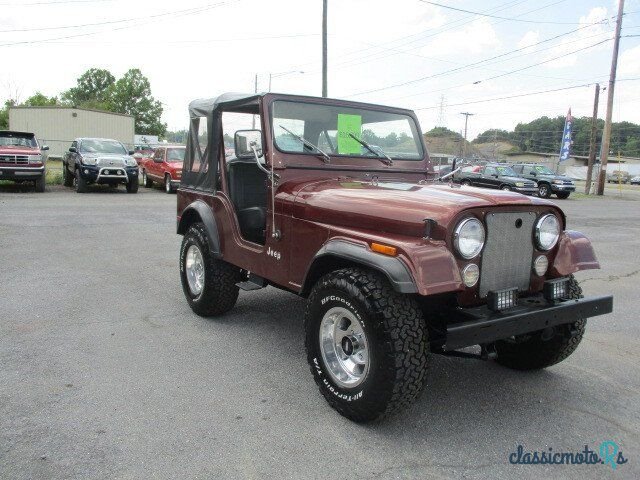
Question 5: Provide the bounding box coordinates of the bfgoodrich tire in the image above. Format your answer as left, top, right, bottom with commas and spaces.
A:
179, 222, 242, 317
126, 177, 139, 193
304, 268, 428, 422
495, 275, 585, 370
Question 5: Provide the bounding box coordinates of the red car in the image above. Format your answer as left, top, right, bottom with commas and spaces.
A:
139, 145, 184, 193
0, 130, 49, 192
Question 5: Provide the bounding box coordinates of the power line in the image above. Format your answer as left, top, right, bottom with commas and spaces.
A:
0, 1, 228, 33
345, 27, 612, 97
418, 0, 607, 25
413, 83, 594, 111
0, 1, 238, 47
0, 0, 113, 5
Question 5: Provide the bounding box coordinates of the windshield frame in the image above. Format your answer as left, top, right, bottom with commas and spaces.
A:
268, 98, 426, 162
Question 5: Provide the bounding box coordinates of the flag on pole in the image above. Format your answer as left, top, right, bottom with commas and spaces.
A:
558, 108, 573, 162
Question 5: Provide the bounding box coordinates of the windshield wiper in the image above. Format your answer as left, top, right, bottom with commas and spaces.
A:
348, 133, 393, 166
279, 125, 330, 163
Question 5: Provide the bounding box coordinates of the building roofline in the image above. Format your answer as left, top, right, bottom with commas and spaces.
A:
8, 105, 134, 119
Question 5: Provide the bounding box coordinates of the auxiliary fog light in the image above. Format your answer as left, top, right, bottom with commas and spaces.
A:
84, 169, 89, 174
533, 255, 548, 276
461, 263, 480, 287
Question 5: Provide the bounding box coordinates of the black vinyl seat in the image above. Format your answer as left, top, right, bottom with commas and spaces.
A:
227, 158, 268, 244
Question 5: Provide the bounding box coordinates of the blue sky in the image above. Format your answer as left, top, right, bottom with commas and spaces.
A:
1, 0, 639, 140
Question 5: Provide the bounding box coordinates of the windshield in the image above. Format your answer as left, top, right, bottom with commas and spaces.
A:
495, 166, 518, 177
80, 139, 127, 155
0, 133, 37, 148
272, 100, 423, 160
167, 148, 185, 162
534, 165, 554, 175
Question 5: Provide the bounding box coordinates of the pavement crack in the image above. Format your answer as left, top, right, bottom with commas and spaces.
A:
580, 269, 640, 284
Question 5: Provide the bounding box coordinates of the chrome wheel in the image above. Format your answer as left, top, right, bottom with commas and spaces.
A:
142, 170, 147, 186
165, 175, 171, 193
185, 245, 205, 296
319, 307, 369, 388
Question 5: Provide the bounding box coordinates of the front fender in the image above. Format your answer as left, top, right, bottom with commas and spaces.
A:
177, 200, 221, 258
550, 230, 600, 276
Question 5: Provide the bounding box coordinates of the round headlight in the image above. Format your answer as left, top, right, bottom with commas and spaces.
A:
533, 255, 548, 276
461, 264, 480, 287
535, 214, 560, 250
454, 218, 485, 259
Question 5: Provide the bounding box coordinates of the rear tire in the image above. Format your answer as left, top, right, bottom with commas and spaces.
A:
495, 275, 585, 370
180, 222, 241, 316
304, 268, 428, 422
462, 180, 471, 186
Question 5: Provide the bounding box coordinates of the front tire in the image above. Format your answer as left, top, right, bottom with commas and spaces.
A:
165, 174, 174, 193
75, 170, 87, 193
126, 177, 139, 193
143, 170, 153, 188
538, 183, 551, 198
495, 275, 585, 370
556, 191, 571, 199
62, 163, 73, 187
462, 180, 471, 186
180, 223, 241, 317
501, 185, 512, 191
304, 268, 428, 422
34, 175, 45, 192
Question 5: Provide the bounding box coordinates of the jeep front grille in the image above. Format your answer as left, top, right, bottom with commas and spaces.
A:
479, 212, 535, 297
0, 154, 28, 164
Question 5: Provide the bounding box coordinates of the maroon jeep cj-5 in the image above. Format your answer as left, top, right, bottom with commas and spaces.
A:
175, 93, 613, 422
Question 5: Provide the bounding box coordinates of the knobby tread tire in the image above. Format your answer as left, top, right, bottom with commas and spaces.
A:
304, 267, 428, 422
496, 275, 586, 370
180, 222, 241, 317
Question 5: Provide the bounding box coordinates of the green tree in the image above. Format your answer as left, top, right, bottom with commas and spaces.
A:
61, 68, 115, 108
23, 92, 59, 106
106, 68, 166, 136
0, 100, 15, 129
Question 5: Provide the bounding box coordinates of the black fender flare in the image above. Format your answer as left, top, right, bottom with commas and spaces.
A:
177, 200, 221, 258
303, 239, 418, 294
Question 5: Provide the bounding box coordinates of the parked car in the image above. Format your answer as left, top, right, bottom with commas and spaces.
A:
133, 145, 155, 167
0, 130, 49, 192
62, 137, 139, 193
607, 170, 630, 184
139, 145, 184, 193
511, 163, 576, 199
630, 176, 640, 185
455, 163, 537, 195
175, 92, 612, 423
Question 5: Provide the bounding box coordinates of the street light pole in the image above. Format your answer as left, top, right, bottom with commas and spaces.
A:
322, 0, 328, 97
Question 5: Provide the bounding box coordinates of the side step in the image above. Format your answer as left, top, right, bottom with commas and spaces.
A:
236, 273, 267, 291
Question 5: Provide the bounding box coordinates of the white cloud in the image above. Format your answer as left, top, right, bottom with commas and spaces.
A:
419, 18, 500, 57
517, 31, 539, 50
619, 44, 640, 76
545, 6, 611, 68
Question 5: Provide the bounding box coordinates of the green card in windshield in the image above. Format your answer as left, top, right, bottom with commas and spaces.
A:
337, 114, 362, 155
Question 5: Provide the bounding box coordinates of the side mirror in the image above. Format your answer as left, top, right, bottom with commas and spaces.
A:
128, 150, 135, 155
133, 152, 143, 159
41, 145, 49, 151
234, 130, 262, 159
529, 171, 536, 176
69, 146, 77, 153
492, 174, 498, 178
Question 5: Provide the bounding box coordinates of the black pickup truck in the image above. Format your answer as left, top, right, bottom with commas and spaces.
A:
62, 137, 139, 193
455, 163, 537, 195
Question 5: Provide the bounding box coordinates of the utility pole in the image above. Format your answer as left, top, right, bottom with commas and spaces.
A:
322, 0, 328, 97
252, 73, 258, 129
585, 83, 600, 194
460, 112, 474, 159
597, 0, 625, 195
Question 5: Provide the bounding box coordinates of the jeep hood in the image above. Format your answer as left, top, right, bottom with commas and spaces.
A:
293, 179, 552, 237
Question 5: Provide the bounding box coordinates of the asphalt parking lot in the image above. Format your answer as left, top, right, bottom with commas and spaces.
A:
1, 184, 639, 479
